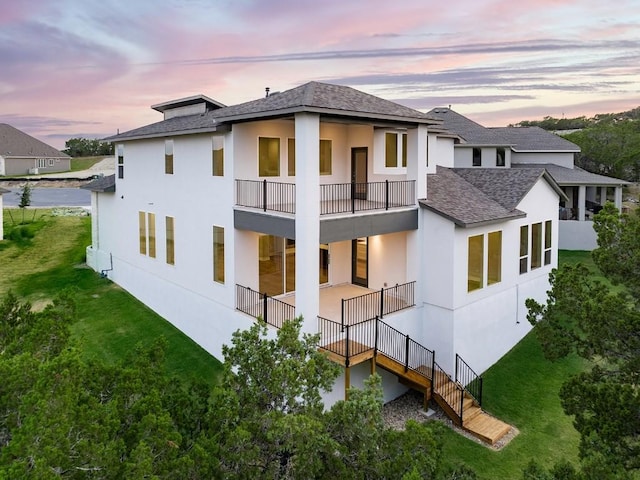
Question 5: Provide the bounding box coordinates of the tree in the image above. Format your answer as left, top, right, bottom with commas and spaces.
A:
17, 182, 31, 223
63, 138, 114, 157
526, 204, 640, 477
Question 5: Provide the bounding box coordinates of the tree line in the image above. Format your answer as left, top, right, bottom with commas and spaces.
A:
63, 138, 114, 157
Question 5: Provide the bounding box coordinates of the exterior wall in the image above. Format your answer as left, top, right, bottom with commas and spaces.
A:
453, 146, 511, 169
510, 151, 575, 168
0, 156, 5, 176
559, 220, 598, 250
432, 135, 455, 171
3, 156, 70, 175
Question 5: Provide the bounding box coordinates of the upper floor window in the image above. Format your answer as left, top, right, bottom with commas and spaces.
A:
138, 211, 156, 258
165, 140, 174, 174
519, 225, 529, 274
488, 231, 502, 285
544, 220, 552, 265
212, 136, 224, 176
117, 144, 124, 179
468, 230, 502, 292
213, 226, 225, 284
531, 222, 542, 269
472, 148, 481, 167
287, 138, 295, 176
468, 234, 484, 292
385, 132, 407, 168
496, 147, 505, 167
319, 139, 332, 175
166, 216, 175, 265
259, 137, 280, 177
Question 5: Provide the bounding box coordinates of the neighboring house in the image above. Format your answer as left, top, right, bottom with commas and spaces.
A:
85, 82, 565, 443
428, 108, 629, 250
0, 124, 71, 176
0, 187, 8, 240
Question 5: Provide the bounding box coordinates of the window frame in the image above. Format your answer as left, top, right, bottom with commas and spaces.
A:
258, 137, 280, 177
472, 148, 481, 167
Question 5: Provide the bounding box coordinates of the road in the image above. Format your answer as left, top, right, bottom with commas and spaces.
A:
2, 187, 91, 207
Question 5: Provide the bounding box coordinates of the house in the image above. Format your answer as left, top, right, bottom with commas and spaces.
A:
85, 82, 565, 443
0, 187, 9, 240
0, 124, 71, 176
427, 108, 629, 250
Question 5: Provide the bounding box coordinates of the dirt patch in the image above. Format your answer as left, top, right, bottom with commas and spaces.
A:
0, 179, 92, 188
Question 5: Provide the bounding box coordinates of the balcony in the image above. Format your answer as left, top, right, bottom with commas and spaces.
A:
235, 179, 416, 216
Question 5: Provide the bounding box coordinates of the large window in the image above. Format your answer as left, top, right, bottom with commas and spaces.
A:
117, 144, 124, 179
148, 213, 156, 258
487, 231, 502, 285
544, 220, 552, 265
166, 216, 175, 265
138, 211, 156, 258
468, 230, 502, 292
319, 139, 332, 175
165, 139, 174, 174
213, 226, 225, 284
212, 136, 224, 176
531, 222, 542, 269
519, 225, 529, 274
472, 148, 481, 167
139, 211, 146, 255
496, 147, 505, 167
259, 137, 280, 177
287, 138, 295, 176
468, 235, 484, 292
384, 132, 407, 168
520, 221, 552, 274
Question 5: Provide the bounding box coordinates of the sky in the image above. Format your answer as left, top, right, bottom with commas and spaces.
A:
1, 0, 639, 150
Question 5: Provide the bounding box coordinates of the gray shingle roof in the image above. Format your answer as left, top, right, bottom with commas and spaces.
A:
0, 187, 10, 194
81, 174, 116, 192
427, 108, 508, 145
419, 167, 528, 227
108, 82, 441, 142
512, 163, 629, 186
0, 124, 70, 158
490, 126, 580, 152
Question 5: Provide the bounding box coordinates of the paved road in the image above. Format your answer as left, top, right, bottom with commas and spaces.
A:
2, 187, 91, 207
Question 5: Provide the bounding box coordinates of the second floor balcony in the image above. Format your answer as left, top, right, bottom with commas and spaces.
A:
236, 179, 416, 216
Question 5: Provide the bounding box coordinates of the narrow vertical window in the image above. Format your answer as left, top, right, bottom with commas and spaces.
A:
425, 136, 429, 167
487, 231, 502, 285
531, 222, 542, 269
166, 216, 175, 265
519, 225, 529, 274
117, 144, 124, 179
139, 211, 146, 255
319, 139, 332, 175
258, 137, 280, 176
165, 140, 174, 174
213, 226, 225, 284
402, 133, 407, 167
472, 148, 481, 167
212, 136, 224, 176
385, 132, 398, 167
544, 220, 552, 265
287, 138, 295, 176
468, 234, 484, 292
147, 213, 156, 258
496, 147, 505, 167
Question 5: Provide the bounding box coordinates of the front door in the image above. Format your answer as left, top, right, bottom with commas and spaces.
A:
351, 147, 368, 200
351, 237, 368, 287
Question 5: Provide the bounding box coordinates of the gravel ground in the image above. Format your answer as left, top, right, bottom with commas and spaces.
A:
382, 390, 518, 450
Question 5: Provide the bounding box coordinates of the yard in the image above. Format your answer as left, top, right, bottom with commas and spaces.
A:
1, 208, 594, 477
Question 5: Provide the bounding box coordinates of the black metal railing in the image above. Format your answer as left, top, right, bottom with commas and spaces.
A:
317, 316, 376, 367
320, 180, 415, 215
377, 320, 434, 379
455, 353, 483, 407
235, 179, 296, 214
433, 360, 464, 424
341, 281, 415, 326
235, 284, 295, 329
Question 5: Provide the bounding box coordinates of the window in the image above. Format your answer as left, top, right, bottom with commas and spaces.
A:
487, 231, 502, 285
259, 137, 280, 176
402, 133, 407, 167
139, 211, 156, 258
384, 132, 407, 168
213, 226, 224, 284
165, 140, 174, 174
544, 220, 552, 265
319, 139, 332, 175
468, 235, 484, 292
139, 212, 146, 255
531, 222, 542, 269
48, 159, 54, 167
496, 147, 505, 167
117, 144, 124, 179
519, 225, 529, 274
166, 216, 175, 265
287, 138, 295, 176
472, 148, 481, 167
147, 213, 156, 258
212, 136, 224, 176
37, 158, 46, 168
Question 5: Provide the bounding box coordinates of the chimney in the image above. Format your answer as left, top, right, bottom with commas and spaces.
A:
265, 87, 270, 98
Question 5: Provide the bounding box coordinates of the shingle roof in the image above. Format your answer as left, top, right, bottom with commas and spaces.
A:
81, 174, 116, 193
0, 187, 10, 194
0, 124, 70, 158
490, 126, 580, 152
107, 82, 441, 142
419, 167, 528, 227
427, 108, 508, 145
512, 163, 629, 186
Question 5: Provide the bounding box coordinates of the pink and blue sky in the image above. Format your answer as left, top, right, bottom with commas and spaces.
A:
1, 0, 639, 150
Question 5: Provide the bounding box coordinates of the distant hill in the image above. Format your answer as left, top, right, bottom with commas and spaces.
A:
510, 106, 640, 131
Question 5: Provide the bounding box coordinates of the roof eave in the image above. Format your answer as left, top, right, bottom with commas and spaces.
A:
104, 124, 231, 143
419, 201, 526, 227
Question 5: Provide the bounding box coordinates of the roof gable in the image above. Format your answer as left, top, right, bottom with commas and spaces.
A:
490, 126, 580, 152
427, 108, 508, 146
0, 124, 70, 158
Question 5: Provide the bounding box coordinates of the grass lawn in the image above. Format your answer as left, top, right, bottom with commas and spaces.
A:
1, 208, 222, 385
70, 156, 104, 172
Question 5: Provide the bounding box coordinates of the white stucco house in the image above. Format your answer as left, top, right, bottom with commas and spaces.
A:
85, 82, 567, 443
427, 108, 629, 250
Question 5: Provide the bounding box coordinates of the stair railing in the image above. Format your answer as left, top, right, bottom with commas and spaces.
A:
455, 353, 483, 407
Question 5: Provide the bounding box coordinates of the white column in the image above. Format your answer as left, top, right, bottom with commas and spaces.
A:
578, 185, 586, 221
600, 186, 607, 206
614, 186, 623, 211
294, 113, 320, 333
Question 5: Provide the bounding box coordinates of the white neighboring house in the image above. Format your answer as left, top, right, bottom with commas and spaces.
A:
0, 124, 71, 176
428, 108, 629, 250
0, 187, 9, 240
85, 82, 566, 443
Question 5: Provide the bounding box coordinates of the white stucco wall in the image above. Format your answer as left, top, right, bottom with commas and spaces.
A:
453, 146, 511, 169
511, 151, 575, 168
432, 135, 455, 171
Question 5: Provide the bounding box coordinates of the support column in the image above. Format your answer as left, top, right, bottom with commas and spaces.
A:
294, 113, 320, 334
615, 186, 623, 211
578, 185, 586, 221
344, 367, 351, 400
600, 186, 607, 206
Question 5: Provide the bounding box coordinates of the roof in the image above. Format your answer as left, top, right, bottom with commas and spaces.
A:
0, 187, 10, 195
427, 108, 508, 146
420, 166, 565, 227
0, 124, 70, 159
151, 94, 225, 113
490, 126, 580, 152
512, 163, 630, 186
107, 81, 442, 142
81, 174, 116, 193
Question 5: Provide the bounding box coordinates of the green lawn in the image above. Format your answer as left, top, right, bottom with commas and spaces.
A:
69, 156, 104, 172
1, 209, 222, 385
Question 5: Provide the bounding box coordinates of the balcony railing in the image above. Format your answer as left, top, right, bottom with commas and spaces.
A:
341, 281, 416, 326
235, 179, 415, 216
235, 284, 296, 329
